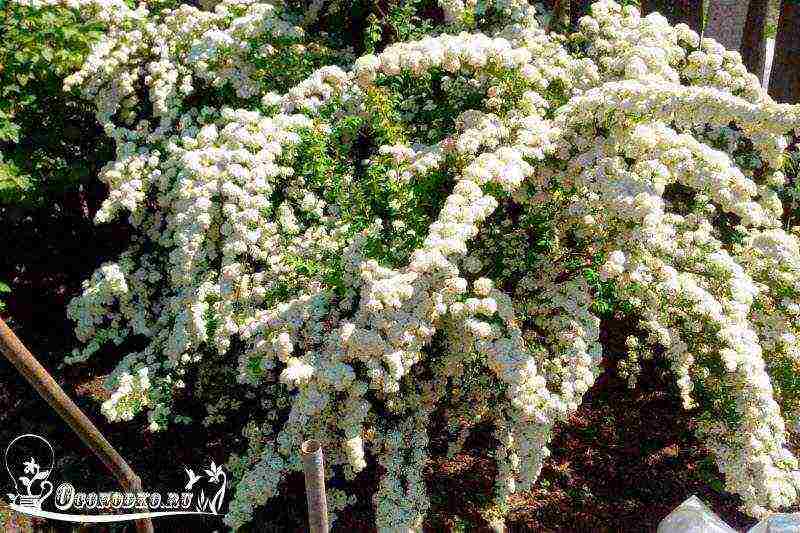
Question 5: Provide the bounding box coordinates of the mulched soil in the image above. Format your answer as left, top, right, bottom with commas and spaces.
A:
422, 359, 758, 532
0, 189, 778, 532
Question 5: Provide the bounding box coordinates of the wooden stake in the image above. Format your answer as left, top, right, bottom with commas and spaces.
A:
0, 318, 153, 533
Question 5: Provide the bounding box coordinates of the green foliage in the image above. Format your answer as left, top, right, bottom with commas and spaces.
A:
284, 0, 441, 56
0, 280, 10, 313
695, 456, 726, 493
0, 2, 110, 206
784, 141, 800, 228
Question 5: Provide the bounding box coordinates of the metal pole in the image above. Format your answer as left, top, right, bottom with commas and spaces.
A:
0, 318, 154, 533
300, 439, 329, 533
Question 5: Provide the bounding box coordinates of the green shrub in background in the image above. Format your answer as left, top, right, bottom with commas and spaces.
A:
0, 1, 112, 207
0, 1, 112, 314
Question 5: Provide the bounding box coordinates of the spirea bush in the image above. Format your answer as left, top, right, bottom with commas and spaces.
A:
18, 0, 800, 528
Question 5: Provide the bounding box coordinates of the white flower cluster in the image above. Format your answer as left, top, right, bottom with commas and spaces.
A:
101, 367, 151, 422
25, 0, 800, 527
62, 0, 308, 130
438, 0, 539, 27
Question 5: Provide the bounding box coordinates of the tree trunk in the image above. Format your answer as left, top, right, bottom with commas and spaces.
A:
740, 0, 769, 83
769, 1, 800, 103
704, 0, 751, 51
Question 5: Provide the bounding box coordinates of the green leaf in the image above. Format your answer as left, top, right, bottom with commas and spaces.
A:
61, 26, 78, 39
0, 121, 21, 143
0, 282, 10, 294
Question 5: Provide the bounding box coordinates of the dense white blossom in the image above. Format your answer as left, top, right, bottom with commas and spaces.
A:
20, 0, 800, 528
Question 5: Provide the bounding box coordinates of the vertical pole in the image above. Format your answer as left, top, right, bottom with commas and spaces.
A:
0, 318, 153, 533
763, 36, 776, 91
300, 440, 329, 533
769, 0, 800, 103
689, 0, 706, 34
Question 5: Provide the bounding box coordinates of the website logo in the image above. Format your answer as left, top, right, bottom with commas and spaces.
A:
5, 434, 227, 523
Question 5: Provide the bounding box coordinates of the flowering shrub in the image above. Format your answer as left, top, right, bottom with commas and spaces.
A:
18, 0, 800, 528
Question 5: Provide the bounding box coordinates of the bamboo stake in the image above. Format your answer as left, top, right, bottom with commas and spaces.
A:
0, 318, 153, 533
300, 440, 329, 533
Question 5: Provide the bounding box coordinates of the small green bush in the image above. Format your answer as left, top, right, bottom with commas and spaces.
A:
0, 1, 112, 206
